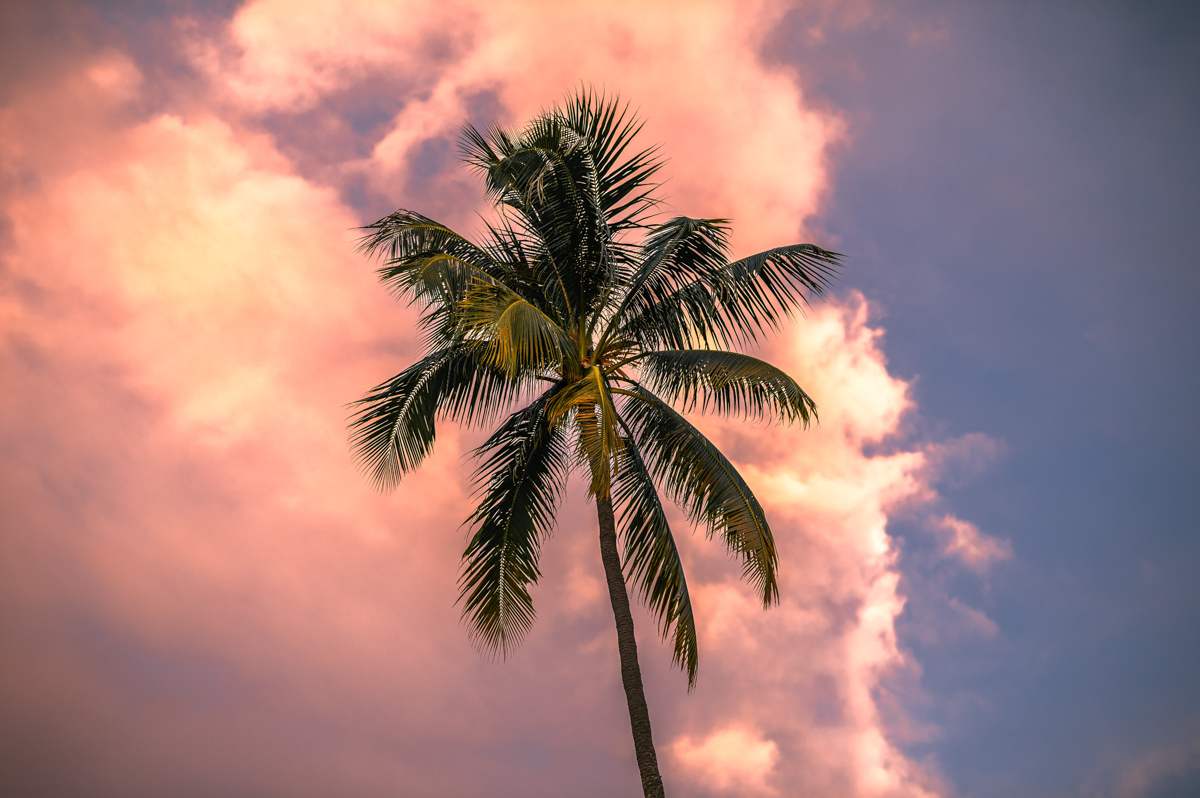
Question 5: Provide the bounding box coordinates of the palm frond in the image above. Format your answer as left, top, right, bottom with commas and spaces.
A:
476, 216, 548, 310
459, 280, 573, 376
357, 210, 500, 302
465, 122, 605, 328
348, 347, 524, 491
708, 244, 843, 343
638, 350, 816, 425
621, 386, 778, 607
461, 90, 662, 332
459, 395, 570, 657
548, 367, 623, 498
600, 216, 730, 352
512, 124, 615, 329
620, 242, 842, 350
613, 436, 698, 687
559, 87, 664, 230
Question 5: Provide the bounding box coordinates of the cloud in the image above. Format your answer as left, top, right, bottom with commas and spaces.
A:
2, 41, 479, 796
657, 295, 948, 797
672, 726, 780, 795
1116, 736, 1200, 798
193, 0, 478, 113
936, 515, 1012, 571
197, 0, 842, 248
923, 432, 1006, 489
0, 2, 988, 796
946, 596, 999, 638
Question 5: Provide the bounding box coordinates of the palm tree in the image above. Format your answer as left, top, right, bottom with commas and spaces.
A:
350, 89, 840, 798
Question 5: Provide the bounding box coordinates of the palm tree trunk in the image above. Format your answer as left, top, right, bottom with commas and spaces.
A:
597, 493, 666, 798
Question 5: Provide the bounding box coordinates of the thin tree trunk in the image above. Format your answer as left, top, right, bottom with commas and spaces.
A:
597, 493, 666, 798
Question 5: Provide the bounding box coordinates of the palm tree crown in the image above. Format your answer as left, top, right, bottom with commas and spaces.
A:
350, 89, 840, 797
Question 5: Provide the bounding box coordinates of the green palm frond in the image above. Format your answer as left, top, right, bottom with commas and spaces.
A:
620, 242, 842, 350
621, 216, 730, 292
349, 347, 524, 491
461, 90, 661, 332
473, 134, 602, 326
708, 244, 843, 343
356, 211, 511, 350
613, 436, 698, 687
476, 217, 548, 310
602, 216, 731, 351
509, 206, 587, 328
349, 349, 447, 490
459, 395, 570, 657
560, 88, 663, 230
638, 350, 816, 425
459, 280, 573, 376
621, 386, 778, 607
357, 210, 500, 301
506, 125, 614, 327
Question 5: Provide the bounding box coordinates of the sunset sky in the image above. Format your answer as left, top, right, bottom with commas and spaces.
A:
2, 2, 1198, 797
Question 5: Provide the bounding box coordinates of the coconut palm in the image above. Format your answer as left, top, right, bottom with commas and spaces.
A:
350, 89, 840, 798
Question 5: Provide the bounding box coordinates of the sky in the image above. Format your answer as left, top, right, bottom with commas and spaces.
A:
1, 1, 1197, 797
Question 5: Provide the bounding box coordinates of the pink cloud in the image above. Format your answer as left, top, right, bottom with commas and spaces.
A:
1116, 736, 1200, 798
657, 296, 949, 796
192, 0, 479, 113
936, 515, 1012, 571
673, 726, 781, 795
0, 3, 991, 796
195, 0, 842, 248
923, 431, 1006, 489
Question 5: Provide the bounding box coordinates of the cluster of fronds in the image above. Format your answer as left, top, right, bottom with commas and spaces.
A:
350, 88, 840, 687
